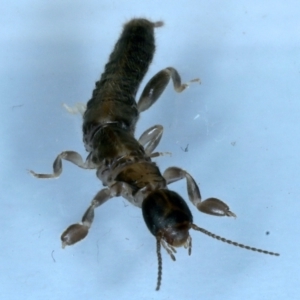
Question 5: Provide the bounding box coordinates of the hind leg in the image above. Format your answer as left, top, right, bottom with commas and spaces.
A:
137, 67, 200, 113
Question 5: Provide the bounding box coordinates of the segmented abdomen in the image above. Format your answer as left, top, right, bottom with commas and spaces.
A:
83, 19, 157, 148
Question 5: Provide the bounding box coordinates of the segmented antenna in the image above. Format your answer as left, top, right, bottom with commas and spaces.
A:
188, 236, 192, 255
192, 224, 280, 256
156, 236, 163, 291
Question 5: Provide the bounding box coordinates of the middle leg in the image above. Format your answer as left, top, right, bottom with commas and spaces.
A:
29, 151, 96, 179
138, 125, 172, 158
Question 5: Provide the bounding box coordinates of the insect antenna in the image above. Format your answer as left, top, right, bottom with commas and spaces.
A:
188, 236, 192, 255
191, 224, 280, 256
156, 236, 163, 291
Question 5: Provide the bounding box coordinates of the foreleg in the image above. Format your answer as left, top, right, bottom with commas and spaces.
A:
137, 67, 200, 113
163, 167, 236, 217
61, 182, 128, 247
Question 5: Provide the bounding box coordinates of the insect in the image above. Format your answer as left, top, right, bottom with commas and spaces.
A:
30, 18, 279, 290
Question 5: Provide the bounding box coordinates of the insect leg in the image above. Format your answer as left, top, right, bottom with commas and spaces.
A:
61, 182, 125, 248
138, 124, 163, 153
63, 103, 87, 116
163, 167, 236, 217
29, 151, 95, 179
137, 67, 200, 113
138, 124, 164, 154
138, 125, 171, 158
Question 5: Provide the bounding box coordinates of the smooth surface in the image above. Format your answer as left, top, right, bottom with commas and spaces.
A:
1, 1, 298, 299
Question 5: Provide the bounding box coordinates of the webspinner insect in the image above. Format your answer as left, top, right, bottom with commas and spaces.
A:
30, 18, 279, 290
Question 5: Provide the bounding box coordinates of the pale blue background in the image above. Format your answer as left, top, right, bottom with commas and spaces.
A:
1, 1, 298, 299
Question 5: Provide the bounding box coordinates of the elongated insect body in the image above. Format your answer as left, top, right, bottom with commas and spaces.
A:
83, 19, 162, 150
30, 18, 279, 291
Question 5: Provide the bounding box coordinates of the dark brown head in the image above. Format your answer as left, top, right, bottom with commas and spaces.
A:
142, 189, 193, 247
142, 189, 279, 291
142, 189, 193, 290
